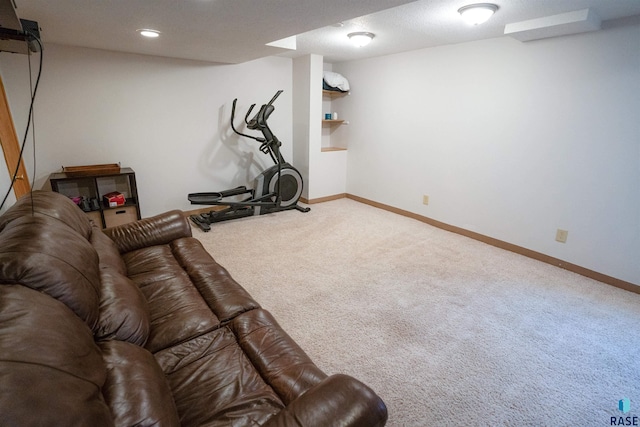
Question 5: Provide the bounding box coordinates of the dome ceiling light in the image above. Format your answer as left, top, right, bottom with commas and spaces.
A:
137, 29, 161, 38
347, 32, 375, 47
458, 3, 499, 25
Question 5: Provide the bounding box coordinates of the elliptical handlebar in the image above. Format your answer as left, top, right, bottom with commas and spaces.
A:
243, 104, 257, 126
230, 90, 285, 165
231, 99, 264, 143
266, 90, 283, 107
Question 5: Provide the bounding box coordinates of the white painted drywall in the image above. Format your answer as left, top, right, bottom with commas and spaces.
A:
0, 147, 16, 214
2, 24, 637, 286
292, 55, 311, 200
307, 54, 348, 199
334, 22, 640, 285
293, 54, 347, 200
0, 44, 293, 217
312, 149, 347, 198
0, 162, 14, 214
0, 51, 35, 214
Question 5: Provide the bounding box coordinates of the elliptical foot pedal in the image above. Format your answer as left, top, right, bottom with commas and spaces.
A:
190, 214, 211, 232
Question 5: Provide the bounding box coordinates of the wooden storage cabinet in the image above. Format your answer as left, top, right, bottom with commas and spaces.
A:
49, 167, 141, 228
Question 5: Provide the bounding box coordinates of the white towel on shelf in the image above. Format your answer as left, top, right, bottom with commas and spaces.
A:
323, 71, 350, 92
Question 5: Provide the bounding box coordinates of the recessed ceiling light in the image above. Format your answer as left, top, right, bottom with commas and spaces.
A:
137, 29, 161, 38
347, 32, 375, 48
458, 3, 498, 25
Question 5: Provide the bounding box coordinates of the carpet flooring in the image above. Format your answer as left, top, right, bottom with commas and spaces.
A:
193, 198, 640, 426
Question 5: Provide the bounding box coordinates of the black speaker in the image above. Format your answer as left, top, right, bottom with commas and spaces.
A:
0, 18, 41, 54
20, 19, 41, 47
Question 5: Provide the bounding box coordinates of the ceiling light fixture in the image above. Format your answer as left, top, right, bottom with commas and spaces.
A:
458, 3, 498, 25
137, 29, 161, 38
347, 32, 375, 47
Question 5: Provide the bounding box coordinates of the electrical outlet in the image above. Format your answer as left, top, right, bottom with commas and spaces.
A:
423, 195, 429, 205
555, 229, 568, 243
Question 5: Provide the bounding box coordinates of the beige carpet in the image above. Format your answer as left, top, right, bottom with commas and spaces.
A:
193, 198, 640, 426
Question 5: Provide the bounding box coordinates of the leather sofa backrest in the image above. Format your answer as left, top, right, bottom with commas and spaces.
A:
100, 340, 180, 426
0, 284, 114, 425
0, 191, 179, 425
0, 190, 93, 238
0, 214, 102, 330
0, 191, 153, 344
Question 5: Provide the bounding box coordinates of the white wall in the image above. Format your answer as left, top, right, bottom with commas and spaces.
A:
0, 50, 36, 214
2, 24, 638, 285
292, 55, 311, 200
335, 22, 640, 285
308, 55, 348, 199
0, 154, 15, 215
0, 44, 293, 217
293, 54, 347, 200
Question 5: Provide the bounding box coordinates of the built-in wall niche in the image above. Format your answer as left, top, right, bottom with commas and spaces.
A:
321, 89, 348, 152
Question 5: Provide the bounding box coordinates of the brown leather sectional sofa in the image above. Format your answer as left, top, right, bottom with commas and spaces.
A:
0, 191, 387, 426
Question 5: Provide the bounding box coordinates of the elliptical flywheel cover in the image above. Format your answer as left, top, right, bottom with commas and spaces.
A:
268, 167, 303, 207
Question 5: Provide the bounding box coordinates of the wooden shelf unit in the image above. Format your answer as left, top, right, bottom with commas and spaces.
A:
322, 89, 349, 98
49, 167, 141, 229
322, 89, 349, 151
322, 119, 345, 125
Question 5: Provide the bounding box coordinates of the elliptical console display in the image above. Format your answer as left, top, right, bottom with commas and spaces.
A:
187, 90, 309, 231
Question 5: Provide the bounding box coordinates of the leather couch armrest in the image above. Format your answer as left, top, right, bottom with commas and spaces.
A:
263, 374, 388, 427
104, 210, 192, 253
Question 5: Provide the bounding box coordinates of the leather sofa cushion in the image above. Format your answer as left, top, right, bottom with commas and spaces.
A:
229, 309, 327, 405
91, 223, 150, 345
124, 244, 221, 353
171, 237, 260, 322
96, 268, 151, 346
153, 309, 328, 426
154, 327, 284, 426
0, 215, 101, 330
262, 374, 389, 427
0, 285, 113, 426
0, 190, 92, 239
123, 237, 262, 353
100, 340, 180, 427
91, 223, 128, 275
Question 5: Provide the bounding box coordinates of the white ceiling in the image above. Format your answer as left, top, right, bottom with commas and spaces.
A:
10, 0, 640, 64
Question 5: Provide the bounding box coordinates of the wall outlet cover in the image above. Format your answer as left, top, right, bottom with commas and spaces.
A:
556, 229, 568, 243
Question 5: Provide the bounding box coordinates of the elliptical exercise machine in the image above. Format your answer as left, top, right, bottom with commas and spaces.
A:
188, 90, 309, 232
